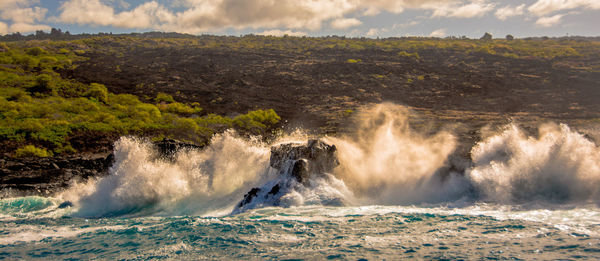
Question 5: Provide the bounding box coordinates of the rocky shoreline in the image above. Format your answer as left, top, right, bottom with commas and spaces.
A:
0, 139, 203, 198
0, 153, 113, 198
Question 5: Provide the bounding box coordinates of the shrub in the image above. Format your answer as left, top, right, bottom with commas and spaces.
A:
39, 56, 59, 69
84, 83, 108, 103
14, 54, 38, 70
25, 47, 48, 56
398, 51, 420, 60
29, 74, 56, 96
154, 92, 175, 103
110, 93, 141, 106
15, 145, 53, 158
158, 102, 202, 115
233, 109, 280, 135
0, 42, 9, 51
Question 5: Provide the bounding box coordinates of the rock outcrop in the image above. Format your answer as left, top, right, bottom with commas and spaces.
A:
0, 153, 114, 198
234, 139, 339, 213
0, 138, 202, 198
270, 139, 339, 183
154, 138, 203, 160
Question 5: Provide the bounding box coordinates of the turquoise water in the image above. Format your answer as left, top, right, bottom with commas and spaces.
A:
2, 197, 600, 260
3, 106, 600, 259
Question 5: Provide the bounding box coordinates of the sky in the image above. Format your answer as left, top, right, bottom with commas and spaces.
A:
0, 0, 599, 38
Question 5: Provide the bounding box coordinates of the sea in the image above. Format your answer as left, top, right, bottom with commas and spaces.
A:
2, 104, 599, 260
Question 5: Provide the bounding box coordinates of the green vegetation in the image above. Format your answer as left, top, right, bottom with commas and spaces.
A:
398, 51, 420, 60
154, 92, 175, 103
0, 42, 281, 157
2, 33, 599, 157
70, 34, 599, 61
15, 145, 53, 158
41, 34, 597, 73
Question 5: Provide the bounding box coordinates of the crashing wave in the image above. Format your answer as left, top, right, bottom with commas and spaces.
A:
232, 139, 352, 214
48, 104, 600, 218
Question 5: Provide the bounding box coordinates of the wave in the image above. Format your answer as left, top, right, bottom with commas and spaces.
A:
468, 123, 600, 203
5, 103, 598, 218
59, 131, 274, 218
325, 104, 472, 205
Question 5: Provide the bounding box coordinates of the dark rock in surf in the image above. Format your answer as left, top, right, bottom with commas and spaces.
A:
269, 139, 339, 183
235, 139, 339, 213
238, 188, 261, 208
58, 201, 73, 208
154, 138, 203, 160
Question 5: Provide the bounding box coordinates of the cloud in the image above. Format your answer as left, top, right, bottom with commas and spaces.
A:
0, 6, 47, 24
495, 4, 525, 20
535, 13, 564, 27
0, 21, 8, 35
55, 0, 359, 33
52, 0, 500, 34
9, 22, 51, 33
330, 18, 362, 29
0, 0, 50, 34
392, 21, 420, 29
257, 29, 306, 37
55, 0, 174, 29
366, 27, 389, 37
432, 1, 495, 18
429, 28, 446, 37
528, 0, 600, 16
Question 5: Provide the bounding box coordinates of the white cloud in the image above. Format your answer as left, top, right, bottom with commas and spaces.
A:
366, 27, 390, 37
0, 0, 29, 9
392, 21, 420, 29
429, 28, 446, 37
330, 18, 362, 29
257, 29, 306, 37
0, 6, 47, 24
0, 21, 8, 35
55, 0, 358, 33
362, 7, 381, 16
366, 28, 378, 37
535, 13, 564, 27
432, 1, 495, 18
9, 22, 50, 33
0, 0, 50, 34
55, 0, 174, 29
495, 4, 525, 20
528, 0, 600, 16
52, 0, 499, 34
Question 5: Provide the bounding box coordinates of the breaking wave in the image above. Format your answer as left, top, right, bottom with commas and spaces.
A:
36, 104, 600, 218
59, 131, 274, 218
468, 123, 600, 204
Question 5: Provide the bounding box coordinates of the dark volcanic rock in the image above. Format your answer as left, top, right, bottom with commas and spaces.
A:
235, 139, 339, 212
0, 153, 113, 198
269, 139, 339, 183
0, 138, 203, 198
154, 138, 203, 158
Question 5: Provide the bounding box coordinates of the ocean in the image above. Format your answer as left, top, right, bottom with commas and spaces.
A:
2, 104, 599, 259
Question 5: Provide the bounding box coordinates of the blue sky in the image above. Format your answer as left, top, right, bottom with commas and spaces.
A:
1, 0, 599, 38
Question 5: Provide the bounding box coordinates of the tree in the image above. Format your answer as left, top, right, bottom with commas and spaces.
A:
506, 34, 514, 41
480, 32, 492, 40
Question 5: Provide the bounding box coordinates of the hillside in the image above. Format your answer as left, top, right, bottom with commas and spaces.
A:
1, 33, 600, 195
